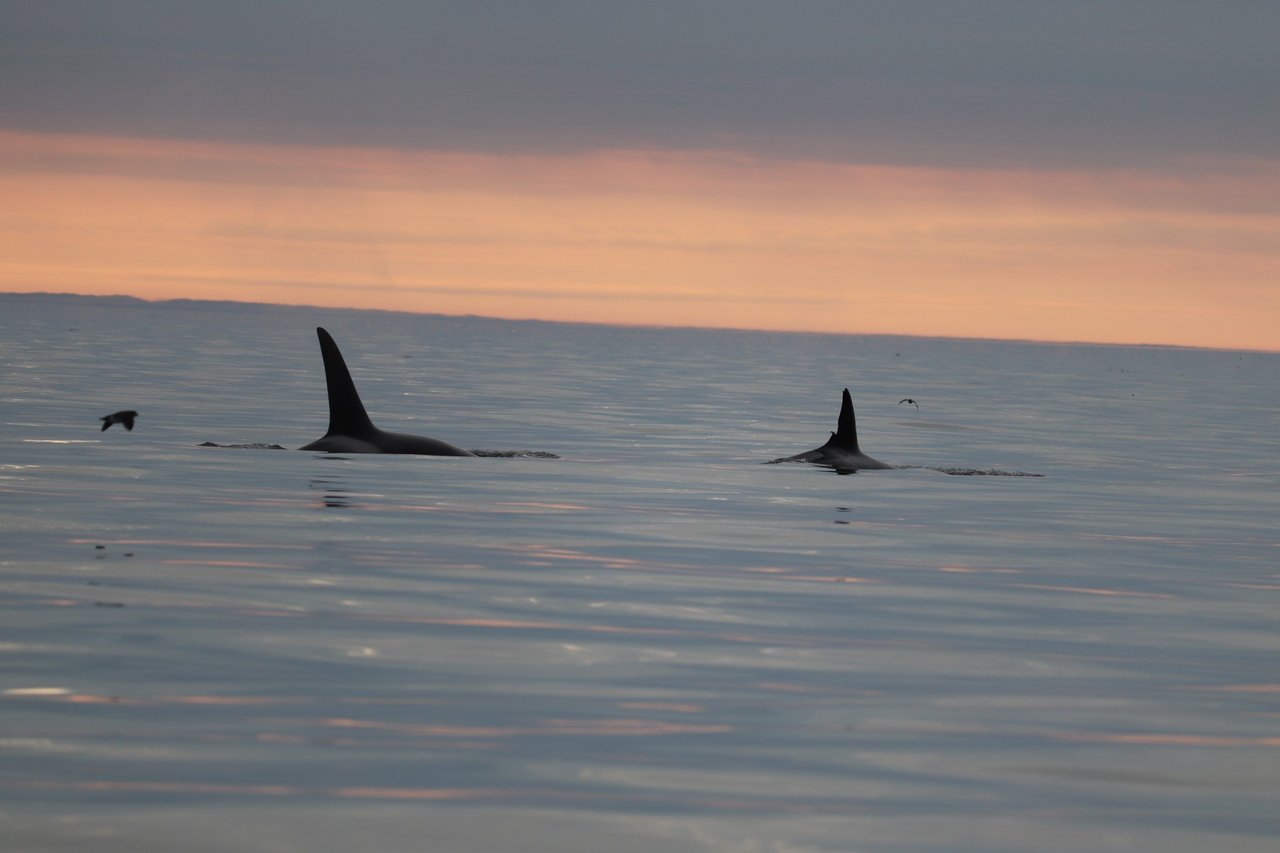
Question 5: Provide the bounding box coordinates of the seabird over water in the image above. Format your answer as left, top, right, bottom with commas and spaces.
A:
100, 410, 138, 431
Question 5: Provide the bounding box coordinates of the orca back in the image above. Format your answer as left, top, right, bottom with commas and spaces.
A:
301, 327, 475, 457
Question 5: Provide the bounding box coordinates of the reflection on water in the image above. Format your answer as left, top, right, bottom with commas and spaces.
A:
309, 477, 356, 509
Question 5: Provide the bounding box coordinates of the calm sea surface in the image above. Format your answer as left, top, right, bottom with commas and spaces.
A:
2, 293, 1278, 852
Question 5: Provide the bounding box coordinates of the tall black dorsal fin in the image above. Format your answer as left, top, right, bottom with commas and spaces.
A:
315, 327, 376, 438
829, 387, 861, 451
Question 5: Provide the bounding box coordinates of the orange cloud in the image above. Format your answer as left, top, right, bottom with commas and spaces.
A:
2, 130, 1277, 350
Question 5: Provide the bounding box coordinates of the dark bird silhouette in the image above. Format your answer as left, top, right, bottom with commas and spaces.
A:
898, 398, 919, 409
100, 410, 138, 431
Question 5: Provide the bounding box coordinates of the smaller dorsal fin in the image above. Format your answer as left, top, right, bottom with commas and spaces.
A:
828, 388, 860, 451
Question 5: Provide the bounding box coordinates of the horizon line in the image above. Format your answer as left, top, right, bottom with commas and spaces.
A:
6, 289, 1277, 356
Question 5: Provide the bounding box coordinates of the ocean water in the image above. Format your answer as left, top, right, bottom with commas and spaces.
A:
1, 293, 1277, 853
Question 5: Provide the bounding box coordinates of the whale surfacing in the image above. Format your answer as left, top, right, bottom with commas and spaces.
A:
772, 388, 892, 473
299, 327, 474, 456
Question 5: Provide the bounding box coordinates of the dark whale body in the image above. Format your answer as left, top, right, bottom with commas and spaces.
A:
299, 327, 474, 456
773, 388, 892, 473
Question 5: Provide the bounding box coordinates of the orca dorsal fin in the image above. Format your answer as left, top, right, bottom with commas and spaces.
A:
828, 387, 861, 451
315, 327, 377, 438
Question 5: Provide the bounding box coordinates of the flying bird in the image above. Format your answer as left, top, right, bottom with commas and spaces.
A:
100, 410, 138, 431
898, 399, 919, 409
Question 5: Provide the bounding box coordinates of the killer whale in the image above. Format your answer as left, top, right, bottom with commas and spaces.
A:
772, 388, 893, 473
298, 327, 475, 456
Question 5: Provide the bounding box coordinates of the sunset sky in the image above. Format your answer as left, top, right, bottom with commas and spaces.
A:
3, 2, 1278, 350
